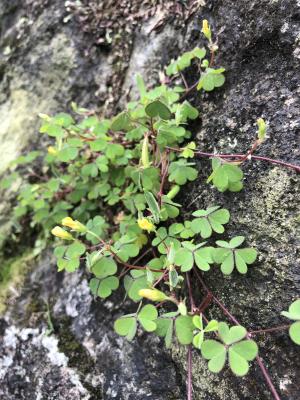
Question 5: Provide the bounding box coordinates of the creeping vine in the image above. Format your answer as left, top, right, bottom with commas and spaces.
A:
2, 20, 299, 400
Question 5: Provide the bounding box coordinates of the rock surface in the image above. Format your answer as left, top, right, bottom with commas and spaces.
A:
0, 0, 299, 399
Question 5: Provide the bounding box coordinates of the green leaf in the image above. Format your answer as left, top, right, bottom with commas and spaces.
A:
145, 100, 172, 120
230, 340, 258, 361
57, 257, 80, 273
235, 248, 257, 264
111, 112, 131, 131
219, 322, 247, 345
289, 321, 300, 345
228, 340, 258, 376
201, 340, 226, 373
208, 159, 244, 192
281, 299, 300, 321
124, 271, 148, 302
197, 68, 226, 92
229, 236, 245, 248
89, 276, 119, 298
205, 320, 219, 332
138, 304, 158, 332
192, 315, 203, 330
168, 159, 198, 185
92, 257, 117, 278
175, 315, 194, 345
174, 247, 194, 272
144, 191, 160, 223
155, 317, 174, 348
228, 347, 249, 376
220, 252, 234, 275
193, 332, 204, 349
194, 247, 214, 271
66, 242, 86, 258
114, 317, 137, 341
213, 241, 257, 275
57, 147, 78, 162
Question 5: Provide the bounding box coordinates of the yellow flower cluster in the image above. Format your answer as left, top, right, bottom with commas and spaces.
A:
51, 217, 87, 240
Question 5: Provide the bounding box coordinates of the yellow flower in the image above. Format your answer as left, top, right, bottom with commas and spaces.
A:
51, 226, 74, 240
137, 218, 155, 232
202, 19, 211, 41
61, 217, 87, 233
48, 146, 58, 156
138, 289, 168, 302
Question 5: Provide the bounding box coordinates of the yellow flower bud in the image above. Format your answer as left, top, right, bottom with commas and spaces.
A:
51, 226, 74, 240
137, 218, 155, 232
138, 289, 168, 302
202, 19, 212, 41
141, 135, 150, 168
48, 146, 58, 156
61, 217, 87, 233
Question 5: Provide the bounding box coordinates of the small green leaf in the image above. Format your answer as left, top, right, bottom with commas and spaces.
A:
175, 315, 194, 345
229, 236, 245, 248
111, 111, 131, 131
289, 321, 300, 345
201, 340, 226, 373
66, 242, 86, 258
281, 299, 300, 321
92, 257, 117, 278
114, 317, 137, 341
145, 100, 172, 120
138, 304, 158, 332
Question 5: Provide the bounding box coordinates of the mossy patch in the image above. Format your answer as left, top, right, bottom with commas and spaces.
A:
0, 252, 35, 315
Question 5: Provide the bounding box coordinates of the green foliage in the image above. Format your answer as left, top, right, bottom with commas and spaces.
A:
197, 68, 225, 92
191, 206, 230, 238
6, 30, 291, 395
201, 322, 258, 376
166, 47, 206, 76
207, 158, 243, 192
281, 300, 300, 345
213, 236, 257, 275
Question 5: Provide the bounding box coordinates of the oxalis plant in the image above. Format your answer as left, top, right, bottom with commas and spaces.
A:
2, 20, 300, 400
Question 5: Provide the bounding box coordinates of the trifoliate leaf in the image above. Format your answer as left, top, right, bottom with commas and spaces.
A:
191, 206, 230, 238
168, 159, 198, 185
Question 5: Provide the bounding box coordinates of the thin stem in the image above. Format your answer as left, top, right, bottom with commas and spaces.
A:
186, 273, 196, 312
180, 81, 199, 101
187, 345, 193, 400
249, 324, 290, 336
166, 147, 300, 173
180, 71, 189, 90
256, 356, 281, 400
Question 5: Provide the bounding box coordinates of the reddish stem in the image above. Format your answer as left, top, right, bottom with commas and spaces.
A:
249, 325, 290, 336
193, 268, 282, 400
166, 147, 300, 173
187, 345, 193, 400
186, 273, 196, 312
